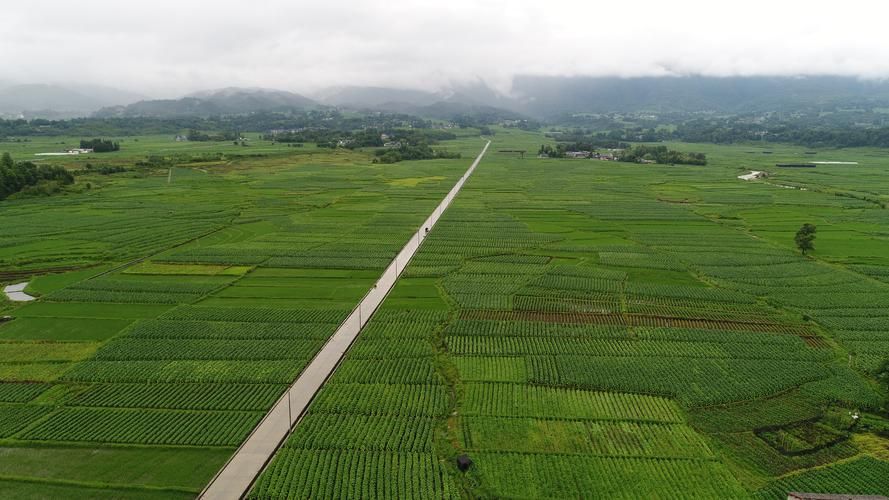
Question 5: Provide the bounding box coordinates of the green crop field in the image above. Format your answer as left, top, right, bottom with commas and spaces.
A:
0, 132, 481, 497
2, 128, 889, 498
250, 128, 889, 498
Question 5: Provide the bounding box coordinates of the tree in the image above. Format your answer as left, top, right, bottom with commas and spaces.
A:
795, 223, 817, 255
80, 138, 120, 152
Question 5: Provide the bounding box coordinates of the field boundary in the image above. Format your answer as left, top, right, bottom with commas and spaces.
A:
198, 139, 491, 500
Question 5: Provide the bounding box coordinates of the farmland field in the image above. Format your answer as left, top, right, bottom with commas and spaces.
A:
0, 132, 481, 497
3, 128, 889, 498
251, 129, 889, 498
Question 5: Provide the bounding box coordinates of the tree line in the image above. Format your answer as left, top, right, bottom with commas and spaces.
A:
267, 127, 457, 150
186, 129, 239, 142
0, 110, 435, 139
551, 109, 889, 149
373, 144, 461, 164
0, 152, 74, 200
80, 138, 120, 152
618, 145, 707, 165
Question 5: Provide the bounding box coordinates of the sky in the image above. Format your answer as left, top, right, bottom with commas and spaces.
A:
4, 0, 889, 97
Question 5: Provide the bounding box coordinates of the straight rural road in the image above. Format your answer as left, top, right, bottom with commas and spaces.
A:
199, 139, 491, 500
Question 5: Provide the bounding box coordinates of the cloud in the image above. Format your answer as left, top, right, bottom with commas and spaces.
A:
3, 0, 889, 97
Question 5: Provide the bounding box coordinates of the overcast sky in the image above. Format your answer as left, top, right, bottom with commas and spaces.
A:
4, 0, 889, 97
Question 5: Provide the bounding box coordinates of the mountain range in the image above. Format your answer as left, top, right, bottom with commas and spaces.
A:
0, 83, 145, 119
4, 76, 889, 121
94, 88, 317, 118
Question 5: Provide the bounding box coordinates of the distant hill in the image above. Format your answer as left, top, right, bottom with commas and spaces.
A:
12, 76, 889, 123
94, 88, 317, 118
314, 82, 527, 122
509, 75, 889, 118
0, 84, 144, 119
313, 86, 440, 108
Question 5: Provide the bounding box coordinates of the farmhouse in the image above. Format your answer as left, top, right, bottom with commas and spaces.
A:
65, 148, 93, 154
566, 151, 591, 158
738, 171, 766, 181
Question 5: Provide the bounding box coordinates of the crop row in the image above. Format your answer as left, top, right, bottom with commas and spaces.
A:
624, 303, 775, 323
250, 450, 458, 500
457, 261, 549, 275
634, 327, 808, 346
530, 275, 623, 293
671, 251, 800, 267
309, 383, 449, 416
46, 289, 200, 304
372, 309, 451, 324
347, 338, 435, 359
0, 383, 49, 403
329, 358, 440, 385
513, 295, 619, 314
66, 278, 228, 295
448, 293, 513, 310
160, 253, 269, 265
446, 337, 829, 361
689, 390, 822, 433
473, 452, 746, 500
754, 456, 889, 499
698, 261, 826, 279
0, 405, 53, 438
463, 417, 712, 458
21, 407, 262, 446
442, 274, 530, 295
598, 252, 685, 271
402, 265, 458, 278
61, 360, 304, 384
128, 319, 335, 340
547, 265, 627, 281
264, 256, 391, 270
461, 382, 682, 422
359, 321, 440, 340
160, 306, 349, 323
71, 383, 287, 411
625, 283, 756, 303
770, 291, 889, 310
92, 338, 324, 361
445, 320, 628, 338
530, 355, 830, 406
471, 254, 551, 265
284, 414, 434, 452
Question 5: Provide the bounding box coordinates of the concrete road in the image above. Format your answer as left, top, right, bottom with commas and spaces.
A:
199, 139, 491, 500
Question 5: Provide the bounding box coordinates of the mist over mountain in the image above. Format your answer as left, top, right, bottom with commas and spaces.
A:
308, 76, 889, 121
311, 82, 525, 122
0, 83, 144, 119
7, 76, 889, 122
313, 86, 440, 108
94, 88, 317, 118
509, 75, 889, 118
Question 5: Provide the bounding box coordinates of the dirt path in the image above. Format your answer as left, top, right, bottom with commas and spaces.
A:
199, 139, 491, 500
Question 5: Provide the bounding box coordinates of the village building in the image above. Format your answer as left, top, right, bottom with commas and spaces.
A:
566, 151, 591, 159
